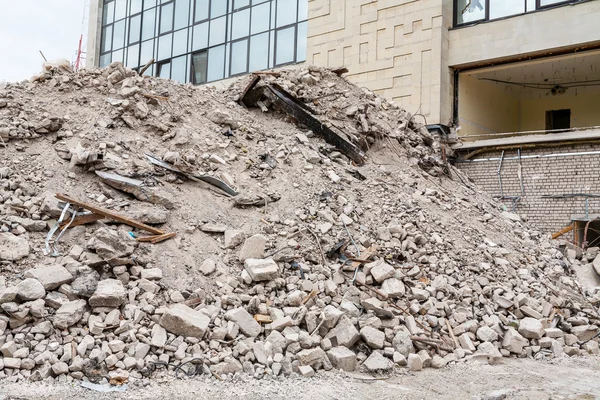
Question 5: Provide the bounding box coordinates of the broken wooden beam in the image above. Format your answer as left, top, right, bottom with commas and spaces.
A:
60, 213, 104, 229
137, 232, 177, 244
551, 223, 574, 240
55, 193, 165, 235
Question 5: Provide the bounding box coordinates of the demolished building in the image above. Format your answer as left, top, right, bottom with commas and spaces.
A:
0, 57, 599, 386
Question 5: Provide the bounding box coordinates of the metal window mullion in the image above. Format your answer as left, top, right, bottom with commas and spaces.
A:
485, 0, 490, 21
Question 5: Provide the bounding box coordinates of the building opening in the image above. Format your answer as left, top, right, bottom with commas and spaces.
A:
455, 50, 600, 142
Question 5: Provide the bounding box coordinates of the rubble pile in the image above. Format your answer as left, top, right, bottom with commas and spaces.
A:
0, 62, 598, 386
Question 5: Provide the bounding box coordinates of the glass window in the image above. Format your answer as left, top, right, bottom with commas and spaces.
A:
158, 61, 171, 78
126, 44, 140, 67
489, 0, 524, 19
112, 48, 124, 63
234, 0, 250, 9
158, 33, 173, 59
144, 0, 157, 9
232, 9, 250, 40
248, 32, 268, 71
173, 28, 188, 56
140, 39, 154, 65
103, 1, 115, 25
192, 51, 208, 84
210, 0, 227, 18
209, 16, 226, 46
160, 2, 174, 33
101, 25, 113, 53
174, 0, 191, 30
275, 26, 295, 65
276, 0, 297, 27
230, 39, 248, 75
192, 22, 209, 50
113, 19, 126, 50
100, 53, 112, 67
540, 0, 568, 6
171, 55, 187, 82
250, 3, 270, 34
455, 0, 486, 24
131, 0, 143, 14
296, 21, 306, 62
129, 15, 142, 44
195, 0, 209, 21
207, 44, 225, 81
526, 0, 536, 11
142, 8, 156, 40
270, 0, 276, 29
114, 0, 127, 21
298, 0, 307, 20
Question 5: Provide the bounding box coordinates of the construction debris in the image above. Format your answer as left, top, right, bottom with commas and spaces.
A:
0, 61, 597, 389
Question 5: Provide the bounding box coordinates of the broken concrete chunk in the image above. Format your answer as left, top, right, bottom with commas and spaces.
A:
326, 346, 356, 372
24, 265, 73, 290
381, 278, 405, 298
325, 316, 360, 348
160, 304, 210, 338
53, 300, 87, 329
87, 227, 135, 260
0, 233, 30, 261
518, 317, 544, 340
363, 351, 393, 372
239, 234, 267, 262
244, 258, 279, 282
16, 278, 46, 301
369, 260, 395, 283
225, 307, 261, 337
89, 279, 127, 308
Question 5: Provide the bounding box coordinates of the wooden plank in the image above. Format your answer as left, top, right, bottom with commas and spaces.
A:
60, 213, 104, 229
55, 193, 165, 235
349, 245, 378, 268
136, 232, 176, 244
551, 224, 574, 240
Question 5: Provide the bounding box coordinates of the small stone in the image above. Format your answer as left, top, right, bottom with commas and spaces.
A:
502, 328, 528, 354
53, 299, 87, 329
518, 317, 544, 339
16, 278, 46, 301
52, 362, 69, 375
369, 260, 395, 283
326, 347, 356, 372
407, 353, 423, 371
0, 232, 30, 261
225, 307, 261, 337
298, 365, 315, 377
477, 326, 499, 342
360, 326, 385, 349
151, 324, 168, 348
239, 234, 267, 262
363, 351, 393, 372
24, 265, 73, 290
89, 279, 126, 308
141, 268, 162, 281
244, 258, 279, 282
159, 304, 211, 338
199, 259, 217, 276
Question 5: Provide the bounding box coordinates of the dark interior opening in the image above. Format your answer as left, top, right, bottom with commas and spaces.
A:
546, 109, 571, 131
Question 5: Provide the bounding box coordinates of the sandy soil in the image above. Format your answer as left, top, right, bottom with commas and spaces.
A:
1, 356, 598, 400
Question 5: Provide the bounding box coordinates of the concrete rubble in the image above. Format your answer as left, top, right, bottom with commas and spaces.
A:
0, 61, 597, 389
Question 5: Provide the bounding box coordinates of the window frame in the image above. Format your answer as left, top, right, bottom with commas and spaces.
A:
453, 0, 587, 27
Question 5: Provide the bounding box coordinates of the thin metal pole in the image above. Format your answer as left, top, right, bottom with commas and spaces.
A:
497, 150, 505, 197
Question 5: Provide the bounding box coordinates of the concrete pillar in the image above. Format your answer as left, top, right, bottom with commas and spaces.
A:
86, 0, 103, 68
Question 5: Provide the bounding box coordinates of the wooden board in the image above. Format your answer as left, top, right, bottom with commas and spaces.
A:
56, 193, 165, 235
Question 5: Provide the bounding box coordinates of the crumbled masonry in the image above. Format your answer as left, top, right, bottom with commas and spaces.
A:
0, 61, 598, 387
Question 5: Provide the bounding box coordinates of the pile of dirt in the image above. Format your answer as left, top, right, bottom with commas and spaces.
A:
0, 61, 598, 386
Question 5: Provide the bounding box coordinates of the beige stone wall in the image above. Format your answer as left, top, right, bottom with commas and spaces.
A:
447, 0, 600, 68
307, 0, 449, 125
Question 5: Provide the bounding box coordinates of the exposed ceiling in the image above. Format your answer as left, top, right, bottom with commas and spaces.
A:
462, 50, 600, 96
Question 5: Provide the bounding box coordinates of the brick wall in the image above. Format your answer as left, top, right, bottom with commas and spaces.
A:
456, 143, 600, 233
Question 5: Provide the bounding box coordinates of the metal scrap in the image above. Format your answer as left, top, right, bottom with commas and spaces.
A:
144, 153, 238, 197
240, 77, 366, 165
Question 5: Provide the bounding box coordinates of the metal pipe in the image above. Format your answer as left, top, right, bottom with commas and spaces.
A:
457, 149, 600, 163
497, 150, 505, 197
518, 148, 524, 196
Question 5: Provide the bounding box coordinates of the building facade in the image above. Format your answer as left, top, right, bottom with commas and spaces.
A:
88, 0, 600, 235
